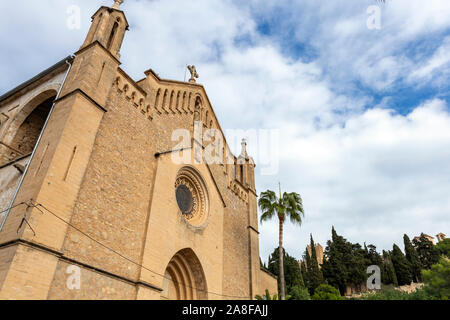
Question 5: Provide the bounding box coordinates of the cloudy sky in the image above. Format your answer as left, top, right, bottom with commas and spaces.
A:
1, 0, 449, 262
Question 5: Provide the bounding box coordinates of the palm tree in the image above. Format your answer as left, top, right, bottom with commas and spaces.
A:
258, 183, 305, 300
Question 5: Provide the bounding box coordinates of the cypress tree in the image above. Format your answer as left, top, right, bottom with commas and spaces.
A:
381, 260, 390, 285
300, 260, 308, 289
391, 244, 412, 286
321, 227, 350, 295
297, 267, 305, 289
304, 249, 313, 294
403, 234, 422, 282
348, 243, 368, 289
307, 234, 324, 294
381, 250, 398, 286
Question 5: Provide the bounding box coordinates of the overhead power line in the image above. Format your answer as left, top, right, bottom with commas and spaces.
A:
27, 200, 252, 300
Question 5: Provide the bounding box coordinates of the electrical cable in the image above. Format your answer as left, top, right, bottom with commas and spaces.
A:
29, 200, 253, 300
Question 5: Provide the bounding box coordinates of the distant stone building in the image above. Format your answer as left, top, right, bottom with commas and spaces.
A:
413, 234, 435, 245
299, 243, 324, 269
308, 243, 324, 266
0, 1, 276, 300
436, 233, 446, 243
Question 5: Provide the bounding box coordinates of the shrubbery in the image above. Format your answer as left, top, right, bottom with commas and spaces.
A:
362, 288, 428, 300
311, 284, 344, 300
422, 257, 450, 300
289, 285, 310, 300
435, 239, 450, 258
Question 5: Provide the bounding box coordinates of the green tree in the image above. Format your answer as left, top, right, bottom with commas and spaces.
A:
364, 243, 382, 266
435, 238, 450, 258
413, 233, 440, 269
289, 285, 310, 300
391, 244, 412, 286
311, 284, 343, 300
267, 248, 304, 295
322, 228, 382, 295
259, 185, 305, 300
421, 257, 450, 300
300, 260, 308, 289
321, 227, 351, 295
403, 234, 422, 282
286, 254, 304, 290
295, 263, 305, 289
348, 243, 369, 291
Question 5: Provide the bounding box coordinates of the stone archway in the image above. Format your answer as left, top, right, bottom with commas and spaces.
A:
0, 89, 57, 164
161, 249, 208, 300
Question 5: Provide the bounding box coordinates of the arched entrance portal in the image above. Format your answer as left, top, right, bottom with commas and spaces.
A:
161, 249, 208, 300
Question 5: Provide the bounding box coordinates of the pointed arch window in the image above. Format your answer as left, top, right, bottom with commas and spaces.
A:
107, 21, 119, 50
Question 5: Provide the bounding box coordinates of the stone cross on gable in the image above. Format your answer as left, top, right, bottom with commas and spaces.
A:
112, 0, 124, 10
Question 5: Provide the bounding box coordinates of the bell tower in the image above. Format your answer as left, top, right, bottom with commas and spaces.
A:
81, 0, 129, 60
61, 0, 129, 107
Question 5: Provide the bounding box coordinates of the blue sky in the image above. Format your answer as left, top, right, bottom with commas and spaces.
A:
1, 0, 449, 262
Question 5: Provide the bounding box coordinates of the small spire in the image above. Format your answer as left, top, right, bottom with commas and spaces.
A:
240, 139, 248, 158
112, 0, 124, 10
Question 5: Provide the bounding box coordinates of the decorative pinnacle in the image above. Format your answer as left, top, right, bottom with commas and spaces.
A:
240, 139, 248, 158
112, 0, 124, 10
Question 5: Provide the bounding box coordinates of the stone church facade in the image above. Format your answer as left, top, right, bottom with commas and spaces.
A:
0, 1, 277, 300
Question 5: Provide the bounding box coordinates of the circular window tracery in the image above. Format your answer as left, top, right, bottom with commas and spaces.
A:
175, 167, 209, 227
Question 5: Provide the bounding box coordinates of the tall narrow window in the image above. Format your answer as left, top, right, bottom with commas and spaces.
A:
107, 21, 119, 50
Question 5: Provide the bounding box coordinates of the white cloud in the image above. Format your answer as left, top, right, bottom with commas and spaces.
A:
260, 99, 450, 260
248, 0, 450, 93
408, 36, 450, 86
